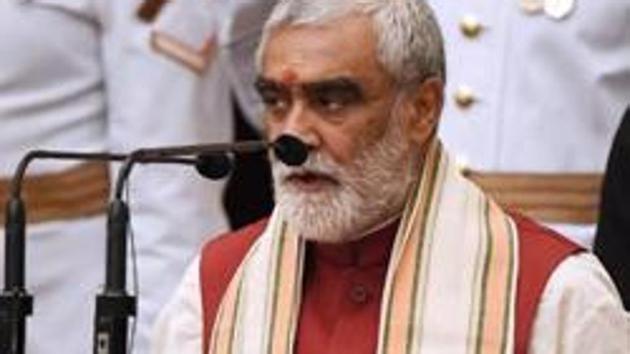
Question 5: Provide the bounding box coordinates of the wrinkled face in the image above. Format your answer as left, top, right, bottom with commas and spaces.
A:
257, 15, 423, 242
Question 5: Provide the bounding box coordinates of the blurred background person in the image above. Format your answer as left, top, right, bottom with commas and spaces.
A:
1, 1, 112, 352
595, 105, 630, 310
0, 0, 250, 352
428, 0, 630, 247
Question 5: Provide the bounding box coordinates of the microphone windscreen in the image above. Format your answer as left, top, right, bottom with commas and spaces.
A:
273, 135, 309, 166
195, 153, 233, 180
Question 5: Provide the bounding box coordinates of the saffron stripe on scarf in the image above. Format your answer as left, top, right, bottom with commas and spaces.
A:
379, 142, 443, 354
499, 217, 517, 354
475, 200, 517, 354
211, 268, 245, 354
466, 193, 489, 354
269, 225, 302, 354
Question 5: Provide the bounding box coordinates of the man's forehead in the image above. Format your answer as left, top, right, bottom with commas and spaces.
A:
261, 17, 380, 78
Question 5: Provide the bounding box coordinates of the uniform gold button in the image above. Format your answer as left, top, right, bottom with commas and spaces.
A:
459, 15, 483, 39
454, 86, 476, 109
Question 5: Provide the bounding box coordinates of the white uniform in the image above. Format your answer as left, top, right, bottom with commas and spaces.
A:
0, 0, 232, 353
429, 0, 630, 246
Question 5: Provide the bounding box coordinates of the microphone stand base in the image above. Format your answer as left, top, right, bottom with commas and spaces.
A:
93, 293, 136, 354
0, 290, 33, 354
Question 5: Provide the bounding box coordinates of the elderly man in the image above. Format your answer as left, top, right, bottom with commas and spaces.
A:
152, 1, 628, 353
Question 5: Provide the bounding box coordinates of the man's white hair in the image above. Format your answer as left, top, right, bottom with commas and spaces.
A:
256, 0, 446, 85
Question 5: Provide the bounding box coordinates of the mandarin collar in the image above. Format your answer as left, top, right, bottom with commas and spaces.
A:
308, 219, 400, 268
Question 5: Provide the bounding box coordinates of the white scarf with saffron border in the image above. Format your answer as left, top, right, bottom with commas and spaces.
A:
208, 141, 519, 354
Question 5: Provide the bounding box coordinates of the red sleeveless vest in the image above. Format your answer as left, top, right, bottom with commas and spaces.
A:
198, 215, 582, 354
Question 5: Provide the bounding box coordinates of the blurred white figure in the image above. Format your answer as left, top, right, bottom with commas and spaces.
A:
430, 0, 630, 247
0, 0, 241, 352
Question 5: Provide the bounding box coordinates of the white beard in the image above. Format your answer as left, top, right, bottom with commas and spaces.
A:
271, 120, 421, 243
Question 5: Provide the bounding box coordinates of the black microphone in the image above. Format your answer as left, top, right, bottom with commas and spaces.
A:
195, 153, 234, 180
272, 135, 310, 167
192, 135, 309, 179
0, 150, 201, 354
110, 135, 308, 198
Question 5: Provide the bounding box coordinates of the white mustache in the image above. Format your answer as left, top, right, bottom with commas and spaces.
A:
272, 152, 342, 182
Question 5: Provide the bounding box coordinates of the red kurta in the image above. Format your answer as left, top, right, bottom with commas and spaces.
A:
200, 215, 582, 354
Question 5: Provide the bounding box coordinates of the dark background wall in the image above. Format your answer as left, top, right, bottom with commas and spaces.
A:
223, 98, 274, 229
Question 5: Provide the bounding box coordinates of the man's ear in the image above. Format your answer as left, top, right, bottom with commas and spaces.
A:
402, 77, 444, 147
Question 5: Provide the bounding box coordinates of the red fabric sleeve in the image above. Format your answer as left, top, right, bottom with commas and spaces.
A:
512, 213, 583, 354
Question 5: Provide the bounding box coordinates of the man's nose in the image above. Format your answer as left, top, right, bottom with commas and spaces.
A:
280, 103, 321, 147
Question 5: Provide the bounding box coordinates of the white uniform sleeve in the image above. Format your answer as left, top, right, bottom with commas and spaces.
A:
529, 253, 630, 354
151, 256, 203, 354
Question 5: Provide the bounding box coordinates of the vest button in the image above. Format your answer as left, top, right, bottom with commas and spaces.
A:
350, 284, 369, 304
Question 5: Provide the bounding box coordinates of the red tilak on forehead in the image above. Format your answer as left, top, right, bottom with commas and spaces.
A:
280, 68, 299, 84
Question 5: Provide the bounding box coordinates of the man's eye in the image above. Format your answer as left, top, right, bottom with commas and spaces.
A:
308, 83, 362, 114
259, 91, 289, 111
312, 93, 350, 112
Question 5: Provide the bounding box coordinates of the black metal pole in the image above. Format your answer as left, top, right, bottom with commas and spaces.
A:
93, 199, 136, 354
0, 198, 33, 354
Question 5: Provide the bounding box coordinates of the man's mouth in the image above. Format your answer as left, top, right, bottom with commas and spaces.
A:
284, 171, 339, 192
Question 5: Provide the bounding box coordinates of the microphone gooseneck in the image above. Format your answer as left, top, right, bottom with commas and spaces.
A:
112, 140, 270, 199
